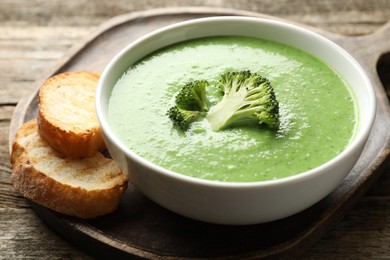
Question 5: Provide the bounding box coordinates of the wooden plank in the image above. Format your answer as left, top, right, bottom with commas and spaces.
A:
1, 1, 390, 259
0, 0, 389, 34
0, 208, 93, 259
7, 8, 390, 259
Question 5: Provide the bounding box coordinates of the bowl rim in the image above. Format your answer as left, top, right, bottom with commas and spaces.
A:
96, 16, 376, 188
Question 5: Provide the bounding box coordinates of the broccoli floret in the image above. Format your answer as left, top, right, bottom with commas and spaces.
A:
206, 70, 279, 131
167, 106, 201, 130
167, 80, 208, 130
175, 80, 208, 111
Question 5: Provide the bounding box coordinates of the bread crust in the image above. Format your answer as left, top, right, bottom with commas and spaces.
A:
11, 71, 129, 218
11, 120, 128, 219
37, 71, 106, 158
10, 119, 38, 166
12, 153, 128, 218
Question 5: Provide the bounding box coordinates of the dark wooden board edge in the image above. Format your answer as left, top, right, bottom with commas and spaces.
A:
8, 7, 390, 260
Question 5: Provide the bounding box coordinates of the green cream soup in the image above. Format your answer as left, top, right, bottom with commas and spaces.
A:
108, 36, 357, 182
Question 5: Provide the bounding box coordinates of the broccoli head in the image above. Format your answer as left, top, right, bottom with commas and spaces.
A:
175, 80, 208, 111
167, 106, 201, 130
206, 70, 279, 131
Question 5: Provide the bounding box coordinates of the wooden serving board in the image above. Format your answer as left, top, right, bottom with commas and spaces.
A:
9, 7, 390, 259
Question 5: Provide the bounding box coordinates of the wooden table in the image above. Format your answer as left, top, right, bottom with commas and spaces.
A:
1, 0, 389, 259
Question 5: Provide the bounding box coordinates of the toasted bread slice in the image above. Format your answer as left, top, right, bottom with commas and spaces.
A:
10, 119, 39, 166
11, 120, 128, 218
37, 71, 105, 158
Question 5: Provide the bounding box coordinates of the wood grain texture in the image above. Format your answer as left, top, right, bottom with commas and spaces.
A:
1, 0, 389, 259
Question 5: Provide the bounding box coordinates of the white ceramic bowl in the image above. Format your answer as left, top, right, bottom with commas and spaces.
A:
96, 17, 376, 225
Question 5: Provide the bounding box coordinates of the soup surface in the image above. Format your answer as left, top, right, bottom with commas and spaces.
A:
108, 36, 357, 182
